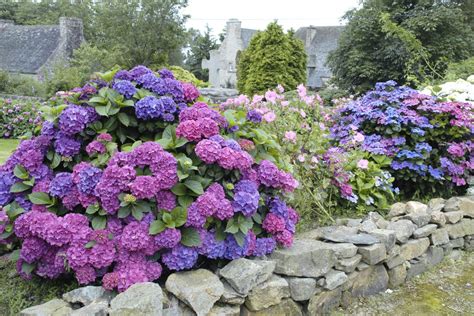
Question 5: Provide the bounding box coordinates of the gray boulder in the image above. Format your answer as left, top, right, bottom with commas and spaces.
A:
20, 299, 72, 316
413, 224, 437, 238
335, 254, 362, 273
358, 243, 386, 265
71, 301, 109, 316
428, 198, 445, 212
350, 265, 389, 297
370, 229, 396, 251
219, 259, 275, 295
285, 277, 319, 301
269, 239, 336, 277
307, 288, 342, 315
322, 269, 348, 290
430, 228, 449, 246
245, 275, 290, 311
219, 281, 246, 305
165, 269, 224, 316
386, 220, 416, 243
400, 238, 430, 261
110, 282, 163, 316
241, 299, 302, 316
63, 286, 112, 306
321, 226, 379, 245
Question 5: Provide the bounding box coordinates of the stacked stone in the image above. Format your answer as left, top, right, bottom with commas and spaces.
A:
20, 196, 474, 316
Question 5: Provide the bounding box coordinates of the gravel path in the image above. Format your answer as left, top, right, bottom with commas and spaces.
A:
333, 251, 474, 315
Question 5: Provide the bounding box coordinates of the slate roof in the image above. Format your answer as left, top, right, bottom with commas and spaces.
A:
0, 23, 60, 74
294, 26, 345, 49
241, 28, 258, 48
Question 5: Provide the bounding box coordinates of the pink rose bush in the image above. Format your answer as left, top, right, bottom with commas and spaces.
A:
0, 66, 298, 292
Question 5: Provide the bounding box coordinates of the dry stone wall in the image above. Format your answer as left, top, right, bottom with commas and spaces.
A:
20, 196, 474, 316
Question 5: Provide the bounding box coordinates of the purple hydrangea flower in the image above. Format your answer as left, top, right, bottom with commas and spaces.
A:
49, 172, 73, 198
161, 245, 199, 271
112, 80, 137, 99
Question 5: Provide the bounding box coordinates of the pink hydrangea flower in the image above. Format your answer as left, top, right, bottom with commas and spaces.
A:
357, 159, 369, 169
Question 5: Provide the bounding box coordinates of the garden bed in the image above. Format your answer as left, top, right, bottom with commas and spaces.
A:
18, 196, 474, 315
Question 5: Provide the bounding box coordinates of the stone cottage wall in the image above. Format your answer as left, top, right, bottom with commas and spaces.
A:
20, 196, 474, 315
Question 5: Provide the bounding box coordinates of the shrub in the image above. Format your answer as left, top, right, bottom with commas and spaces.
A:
0, 66, 298, 292
237, 22, 307, 95
221, 84, 397, 225
0, 98, 43, 138
444, 57, 474, 82
167, 65, 209, 88
330, 81, 473, 198
421, 75, 474, 103
1, 74, 47, 98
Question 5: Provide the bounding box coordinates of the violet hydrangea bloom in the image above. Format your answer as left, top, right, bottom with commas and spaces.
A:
49, 172, 73, 198
161, 244, 199, 271
233, 180, 260, 217
112, 80, 137, 98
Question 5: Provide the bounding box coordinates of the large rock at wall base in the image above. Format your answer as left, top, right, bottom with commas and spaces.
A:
358, 243, 387, 265
335, 254, 362, 273
350, 265, 389, 297
322, 269, 348, 290
447, 219, 474, 239
208, 304, 241, 316
241, 299, 302, 316
321, 227, 379, 245
387, 264, 407, 288
369, 229, 396, 251
63, 286, 113, 306
400, 238, 430, 261
71, 301, 109, 316
406, 259, 428, 280
162, 293, 195, 316
307, 288, 342, 315
285, 277, 320, 301
425, 246, 444, 267
20, 299, 72, 316
450, 237, 465, 248
384, 254, 405, 270
464, 236, 474, 251
165, 269, 224, 316
219, 258, 275, 295
430, 228, 450, 246
386, 220, 416, 243
245, 275, 290, 311
219, 281, 246, 305
269, 239, 336, 277
110, 282, 163, 316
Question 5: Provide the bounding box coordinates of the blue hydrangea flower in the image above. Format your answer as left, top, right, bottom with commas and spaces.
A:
49, 172, 73, 198
77, 166, 102, 195
161, 245, 199, 271
112, 80, 137, 99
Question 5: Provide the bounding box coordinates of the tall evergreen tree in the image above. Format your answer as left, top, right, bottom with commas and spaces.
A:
185, 26, 219, 81
237, 22, 307, 95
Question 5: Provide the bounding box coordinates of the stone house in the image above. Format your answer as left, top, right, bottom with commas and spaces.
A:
202, 19, 344, 89
0, 17, 84, 78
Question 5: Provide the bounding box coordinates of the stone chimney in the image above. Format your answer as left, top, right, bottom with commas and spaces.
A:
226, 19, 242, 39
58, 17, 84, 58
0, 19, 14, 31
305, 26, 317, 47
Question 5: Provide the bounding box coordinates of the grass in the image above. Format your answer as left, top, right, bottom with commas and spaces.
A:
0, 256, 77, 315
0, 139, 19, 164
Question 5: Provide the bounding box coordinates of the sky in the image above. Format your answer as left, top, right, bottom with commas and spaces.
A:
183, 0, 361, 37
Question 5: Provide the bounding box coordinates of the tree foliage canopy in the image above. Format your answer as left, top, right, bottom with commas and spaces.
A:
327, 0, 474, 92
237, 22, 307, 95
185, 26, 219, 81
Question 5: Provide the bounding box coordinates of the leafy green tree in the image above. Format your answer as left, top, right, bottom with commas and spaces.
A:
237, 22, 307, 95
89, 0, 189, 67
444, 57, 474, 81
327, 0, 474, 92
185, 26, 219, 81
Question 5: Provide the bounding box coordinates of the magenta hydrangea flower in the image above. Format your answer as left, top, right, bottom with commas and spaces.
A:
156, 190, 176, 211
129, 176, 158, 199
86, 141, 106, 156
262, 213, 286, 234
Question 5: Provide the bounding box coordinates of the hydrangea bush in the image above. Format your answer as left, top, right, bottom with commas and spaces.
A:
0, 66, 299, 292
221, 84, 397, 224
330, 81, 473, 197
0, 98, 43, 138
